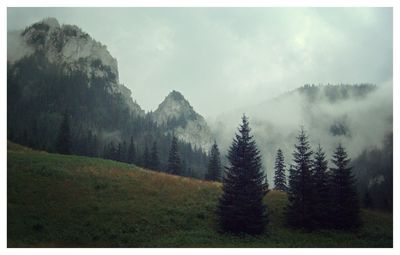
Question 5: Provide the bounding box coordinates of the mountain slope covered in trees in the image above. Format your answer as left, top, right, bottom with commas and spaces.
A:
7, 18, 212, 178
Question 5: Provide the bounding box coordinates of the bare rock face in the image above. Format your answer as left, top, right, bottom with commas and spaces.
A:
8, 18, 216, 151
7, 17, 144, 116
153, 90, 214, 152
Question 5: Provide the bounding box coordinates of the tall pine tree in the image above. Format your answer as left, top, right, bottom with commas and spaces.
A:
273, 148, 287, 191
106, 141, 117, 160
286, 127, 315, 229
116, 142, 122, 162
330, 144, 361, 229
150, 141, 160, 170
205, 141, 222, 181
142, 144, 150, 168
168, 135, 182, 175
121, 140, 127, 162
311, 144, 330, 228
127, 136, 136, 164
55, 111, 71, 155
217, 115, 268, 235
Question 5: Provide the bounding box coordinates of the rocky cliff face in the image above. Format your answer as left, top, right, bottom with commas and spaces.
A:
7, 17, 144, 116
153, 91, 214, 152
8, 18, 215, 152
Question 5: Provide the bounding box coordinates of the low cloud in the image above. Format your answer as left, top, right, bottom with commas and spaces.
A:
210, 82, 393, 184
7, 8, 393, 118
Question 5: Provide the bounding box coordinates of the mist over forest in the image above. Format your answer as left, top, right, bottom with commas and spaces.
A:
6, 8, 394, 248
212, 82, 392, 174
211, 82, 392, 210
7, 15, 393, 211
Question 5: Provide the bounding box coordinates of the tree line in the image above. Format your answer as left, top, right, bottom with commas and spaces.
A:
7, 52, 209, 179
50, 111, 210, 178
217, 115, 360, 235
55, 112, 361, 234
23, 104, 363, 236
282, 129, 360, 230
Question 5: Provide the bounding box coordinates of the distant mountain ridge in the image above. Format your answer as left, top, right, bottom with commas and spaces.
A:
280, 83, 377, 103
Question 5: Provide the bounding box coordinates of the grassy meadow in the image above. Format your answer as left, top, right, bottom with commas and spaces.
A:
7, 142, 392, 247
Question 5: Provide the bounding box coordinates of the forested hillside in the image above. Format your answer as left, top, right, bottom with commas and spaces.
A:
7, 18, 211, 178
7, 142, 392, 248
213, 83, 393, 211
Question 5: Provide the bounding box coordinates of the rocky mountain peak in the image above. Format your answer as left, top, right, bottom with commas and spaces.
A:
153, 90, 214, 152
10, 17, 119, 82
154, 90, 196, 125
41, 17, 60, 29
167, 90, 187, 101
8, 18, 144, 117
164, 90, 193, 109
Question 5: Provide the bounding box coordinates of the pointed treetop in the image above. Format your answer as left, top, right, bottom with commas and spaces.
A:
331, 143, 351, 168
238, 114, 251, 138
218, 115, 267, 234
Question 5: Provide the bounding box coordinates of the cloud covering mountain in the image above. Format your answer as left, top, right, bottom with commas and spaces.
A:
211, 83, 392, 184
7, 8, 393, 118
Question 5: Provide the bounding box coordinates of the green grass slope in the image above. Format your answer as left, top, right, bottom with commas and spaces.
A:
7, 142, 392, 247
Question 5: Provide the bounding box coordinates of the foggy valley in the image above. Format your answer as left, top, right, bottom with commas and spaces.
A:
6, 7, 394, 249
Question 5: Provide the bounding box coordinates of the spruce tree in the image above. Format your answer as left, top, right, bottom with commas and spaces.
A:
330, 144, 361, 229
168, 135, 182, 175
286, 127, 315, 229
55, 111, 71, 155
143, 144, 150, 168
206, 141, 222, 181
311, 144, 330, 228
106, 141, 117, 160
90, 133, 98, 157
103, 144, 107, 159
117, 143, 122, 162
127, 136, 136, 164
273, 148, 287, 191
217, 115, 267, 235
121, 140, 127, 162
150, 141, 160, 170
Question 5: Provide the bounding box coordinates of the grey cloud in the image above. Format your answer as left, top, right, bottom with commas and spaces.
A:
7, 7, 392, 119
211, 82, 392, 185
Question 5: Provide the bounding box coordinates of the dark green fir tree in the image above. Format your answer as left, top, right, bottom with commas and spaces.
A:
116, 142, 122, 162
217, 115, 268, 235
142, 144, 150, 168
168, 135, 182, 175
286, 127, 315, 229
330, 144, 361, 229
55, 111, 71, 155
205, 141, 222, 181
150, 141, 160, 170
273, 148, 287, 191
311, 144, 330, 228
127, 136, 136, 164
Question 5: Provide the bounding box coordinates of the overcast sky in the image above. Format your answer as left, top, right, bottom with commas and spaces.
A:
7, 8, 393, 118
